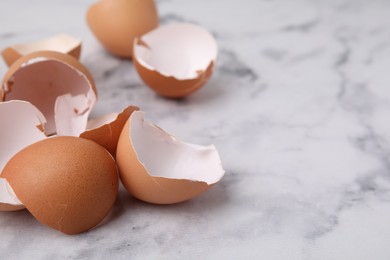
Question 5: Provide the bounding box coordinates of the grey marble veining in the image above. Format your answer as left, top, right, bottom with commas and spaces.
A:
1, 0, 390, 259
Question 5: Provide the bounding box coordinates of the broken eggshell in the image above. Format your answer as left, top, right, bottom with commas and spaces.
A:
0, 100, 47, 211
1, 51, 97, 136
2, 34, 82, 67
116, 111, 225, 204
2, 136, 119, 235
133, 23, 218, 98
87, 0, 159, 57
80, 105, 139, 157
0, 178, 23, 211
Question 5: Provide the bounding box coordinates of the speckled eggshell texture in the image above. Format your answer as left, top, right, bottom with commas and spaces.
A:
2, 136, 119, 235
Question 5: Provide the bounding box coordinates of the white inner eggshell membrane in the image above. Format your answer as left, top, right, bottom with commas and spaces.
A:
9, 34, 80, 56
0, 178, 22, 205
3, 58, 96, 135
0, 101, 47, 172
130, 111, 225, 184
134, 23, 217, 80
55, 94, 91, 136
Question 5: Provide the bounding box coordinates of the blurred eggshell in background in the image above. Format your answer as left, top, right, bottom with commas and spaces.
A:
1, 34, 82, 67
1, 51, 97, 136
116, 111, 225, 204
80, 105, 139, 157
0, 100, 48, 211
133, 23, 218, 98
87, 0, 159, 57
2, 136, 119, 234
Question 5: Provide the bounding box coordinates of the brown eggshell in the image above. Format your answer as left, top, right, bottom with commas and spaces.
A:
87, 0, 159, 57
116, 111, 225, 204
80, 105, 139, 157
1, 51, 97, 136
134, 57, 215, 98
2, 136, 119, 234
133, 23, 218, 98
2, 34, 82, 67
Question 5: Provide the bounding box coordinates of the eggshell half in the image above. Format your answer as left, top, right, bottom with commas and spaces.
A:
133, 23, 218, 98
1, 51, 97, 136
2, 34, 82, 67
87, 0, 159, 57
80, 105, 139, 157
116, 111, 225, 204
2, 136, 119, 234
0, 100, 48, 211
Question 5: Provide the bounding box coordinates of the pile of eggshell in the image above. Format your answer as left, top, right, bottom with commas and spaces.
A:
0, 0, 224, 235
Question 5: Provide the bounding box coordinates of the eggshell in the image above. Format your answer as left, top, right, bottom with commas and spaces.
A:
116, 111, 225, 204
0, 178, 23, 211
1, 51, 97, 136
55, 94, 91, 136
2, 136, 119, 234
87, 0, 159, 57
2, 34, 81, 67
133, 23, 217, 98
80, 105, 139, 157
0, 100, 48, 211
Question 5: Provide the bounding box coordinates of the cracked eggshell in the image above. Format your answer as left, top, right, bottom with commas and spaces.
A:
116, 111, 225, 204
80, 105, 139, 157
133, 23, 217, 98
2, 136, 119, 234
87, 0, 159, 57
0, 100, 48, 211
1, 51, 97, 136
2, 34, 82, 67
0, 178, 23, 211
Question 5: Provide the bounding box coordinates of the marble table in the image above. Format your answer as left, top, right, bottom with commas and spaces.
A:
1, 0, 390, 259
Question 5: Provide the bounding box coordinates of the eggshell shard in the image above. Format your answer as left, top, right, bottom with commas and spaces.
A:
0, 100, 48, 211
2, 136, 119, 234
80, 105, 139, 157
87, 0, 159, 57
1, 51, 97, 136
116, 111, 225, 204
1, 34, 82, 67
133, 23, 218, 98
0, 178, 23, 211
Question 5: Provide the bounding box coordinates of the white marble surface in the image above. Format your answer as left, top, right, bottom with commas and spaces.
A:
1, 0, 390, 259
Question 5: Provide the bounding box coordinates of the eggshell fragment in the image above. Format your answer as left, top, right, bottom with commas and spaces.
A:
87, 0, 159, 57
0, 100, 48, 211
2, 136, 119, 234
0, 178, 23, 211
133, 23, 218, 98
116, 111, 225, 204
1, 51, 97, 136
2, 34, 82, 67
80, 105, 139, 157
